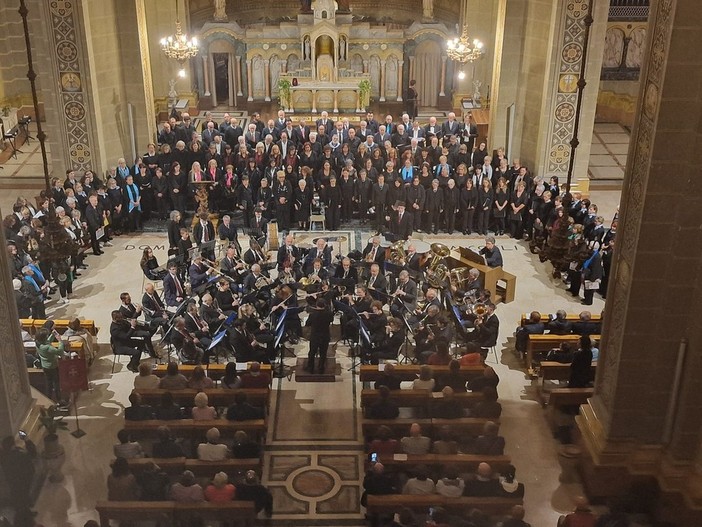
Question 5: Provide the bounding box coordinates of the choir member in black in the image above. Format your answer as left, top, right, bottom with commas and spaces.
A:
184, 302, 213, 360
423, 179, 444, 234
477, 179, 494, 236
151, 167, 169, 220
141, 283, 169, 332
493, 178, 509, 236
168, 162, 187, 215
333, 257, 358, 290
215, 278, 239, 315
294, 176, 313, 229
188, 256, 215, 293
388, 202, 413, 241
387, 177, 405, 212
354, 169, 373, 225
277, 234, 301, 272
403, 176, 424, 231
338, 169, 355, 222
236, 175, 254, 228
85, 194, 104, 256
371, 175, 389, 232
252, 176, 271, 219
322, 176, 342, 230
305, 298, 335, 374
525, 185, 546, 241
110, 310, 147, 372
581, 248, 604, 306
140, 247, 167, 281
217, 214, 239, 250
442, 178, 459, 234
508, 181, 528, 239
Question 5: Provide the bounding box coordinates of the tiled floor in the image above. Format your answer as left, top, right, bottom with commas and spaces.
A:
588, 123, 630, 184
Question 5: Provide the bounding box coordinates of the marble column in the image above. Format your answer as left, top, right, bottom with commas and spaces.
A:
439, 55, 447, 97
235, 56, 244, 97
379, 60, 386, 102
0, 211, 33, 436
333, 89, 339, 113
202, 55, 211, 97
246, 59, 253, 102
228, 53, 235, 106
264, 60, 271, 102
312, 89, 317, 113
396, 60, 404, 102
577, 0, 702, 505
408, 56, 415, 83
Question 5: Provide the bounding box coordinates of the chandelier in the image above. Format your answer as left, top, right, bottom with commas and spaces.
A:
160, 1, 198, 76
446, 26, 484, 64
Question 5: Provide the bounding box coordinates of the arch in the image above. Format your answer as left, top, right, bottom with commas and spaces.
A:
414, 38, 441, 108
349, 53, 363, 74
288, 53, 301, 74
603, 27, 625, 68
206, 38, 238, 107
625, 27, 646, 69
315, 35, 336, 81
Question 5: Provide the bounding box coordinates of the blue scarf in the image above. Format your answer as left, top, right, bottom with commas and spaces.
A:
582, 249, 599, 270
29, 263, 45, 283
126, 184, 141, 212
25, 274, 40, 292
402, 166, 414, 183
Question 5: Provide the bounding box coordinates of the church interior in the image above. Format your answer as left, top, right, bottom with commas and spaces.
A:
1, 0, 702, 526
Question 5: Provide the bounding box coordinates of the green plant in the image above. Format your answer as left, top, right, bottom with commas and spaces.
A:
278, 78, 292, 108
38, 405, 69, 437
358, 79, 371, 107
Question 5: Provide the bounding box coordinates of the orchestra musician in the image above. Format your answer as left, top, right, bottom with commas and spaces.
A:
177, 228, 193, 276
192, 212, 216, 261
230, 318, 269, 363
277, 234, 301, 272
243, 238, 270, 271
417, 313, 454, 363
360, 300, 388, 345
332, 257, 358, 289
276, 260, 302, 286
214, 278, 239, 315
362, 236, 385, 265
238, 303, 275, 360
163, 262, 186, 310
217, 214, 239, 250
303, 237, 333, 273
409, 287, 441, 324
220, 245, 247, 283
305, 298, 334, 374
110, 310, 149, 372
141, 283, 169, 331
413, 304, 441, 360
366, 263, 388, 293
367, 316, 405, 364
140, 247, 167, 281
465, 303, 500, 356
402, 244, 422, 273
340, 285, 373, 342
243, 264, 272, 297
170, 316, 205, 365
270, 284, 301, 344
184, 302, 214, 361
189, 256, 216, 293
390, 270, 418, 317
200, 293, 227, 328
301, 258, 328, 293
118, 292, 159, 343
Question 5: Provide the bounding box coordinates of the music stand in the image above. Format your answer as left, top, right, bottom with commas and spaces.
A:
207, 329, 230, 364
199, 240, 217, 260
272, 309, 293, 379
398, 313, 417, 364
350, 317, 373, 370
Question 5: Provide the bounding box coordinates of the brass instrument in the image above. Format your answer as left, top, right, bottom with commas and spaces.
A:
255, 275, 273, 289
389, 240, 407, 263
426, 243, 451, 288
449, 267, 470, 287
300, 272, 322, 287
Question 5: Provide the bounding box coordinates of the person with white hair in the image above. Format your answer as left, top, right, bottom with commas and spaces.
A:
205, 471, 236, 502
197, 428, 229, 461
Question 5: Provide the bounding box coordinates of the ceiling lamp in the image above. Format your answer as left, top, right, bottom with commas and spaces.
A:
160, 0, 198, 71
446, 26, 484, 64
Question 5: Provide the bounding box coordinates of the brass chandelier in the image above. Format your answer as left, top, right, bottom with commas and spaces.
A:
160, 0, 198, 76
446, 26, 484, 64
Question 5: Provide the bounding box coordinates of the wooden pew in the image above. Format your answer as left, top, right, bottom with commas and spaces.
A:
124, 419, 267, 442
359, 364, 485, 384
26, 318, 99, 336
536, 361, 597, 405
361, 389, 482, 414
519, 312, 602, 326
126, 457, 262, 477
96, 500, 257, 527
135, 388, 270, 409
376, 453, 512, 473
153, 363, 272, 383
547, 388, 594, 409
366, 495, 522, 516
526, 334, 600, 373
362, 418, 498, 440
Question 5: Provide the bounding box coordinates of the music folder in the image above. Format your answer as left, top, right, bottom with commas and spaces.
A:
208, 329, 227, 351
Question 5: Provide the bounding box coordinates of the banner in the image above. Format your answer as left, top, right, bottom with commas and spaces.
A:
58, 357, 88, 393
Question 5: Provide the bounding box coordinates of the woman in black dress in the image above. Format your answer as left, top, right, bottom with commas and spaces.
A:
168, 162, 187, 215
460, 178, 478, 235
476, 179, 493, 236
508, 181, 528, 239
294, 174, 314, 230
492, 177, 509, 236
140, 247, 167, 280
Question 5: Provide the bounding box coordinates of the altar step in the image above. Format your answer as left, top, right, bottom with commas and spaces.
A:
294, 357, 340, 382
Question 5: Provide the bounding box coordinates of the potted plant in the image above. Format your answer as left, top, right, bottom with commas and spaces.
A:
39, 405, 68, 482
278, 78, 292, 110
358, 79, 371, 111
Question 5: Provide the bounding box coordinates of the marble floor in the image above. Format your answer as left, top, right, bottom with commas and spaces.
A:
588, 122, 630, 184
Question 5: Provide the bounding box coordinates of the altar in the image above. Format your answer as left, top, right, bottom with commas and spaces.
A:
286, 80, 367, 113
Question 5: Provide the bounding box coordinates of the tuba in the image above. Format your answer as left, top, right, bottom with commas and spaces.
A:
426, 243, 450, 288
389, 240, 407, 263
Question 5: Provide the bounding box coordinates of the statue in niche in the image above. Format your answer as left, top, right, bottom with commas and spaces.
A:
213, 0, 228, 22
303, 36, 311, 61
473, 80, 482, 103
300, 0, 312, 13
339, 36, 347, 61
422, 0, 434, 20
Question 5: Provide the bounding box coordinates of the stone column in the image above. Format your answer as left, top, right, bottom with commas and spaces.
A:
202, 55, 211, 97
235, 56, 243, 97
0, 210, 33, 436
264, 59, 271, 102
246, 59, 253, 102
379, 60, 386, 102
396, 60, 404, 102
281, 60, 288, 74
363, 60, 369, 74
408, 56, 415, 83
439, 55, 447, 97
333, 89, 339, 113
289, 88, 295, 113
228, 53, 235, 106
312, 89, 318, 113
577, 0, 702, 505
134, 0, 156, 142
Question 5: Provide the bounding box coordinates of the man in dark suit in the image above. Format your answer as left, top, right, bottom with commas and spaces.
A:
365, 111, 379, 134
163, 263, 185, 309
251, 209, 268, 242
277, 234, 302, 271
142, 283, 169, 331
175, 113, 196, 144
261, 120, 279, 142
366, 263, 388, 292
515, 311, 545, 353
316, 111, 334, 134
292, 119, 310, 147
390, 124, 408, 149
390, 270, 417, 316
389, 202, 413, 240
110, 311, 147, 372
332, 257, 358, 289
228, 320, 267, 364
461, 113, 479, 152
243, 123, 260, 150
192, 212, 216, 260
303, 237, 333, 273
201, 121, 221, 146
466, 304, 500, 352
572, 311, 601, 335
357, 121, 372, 142
371, 175, 389, 232
373, 125, 391, 146
85, 194, 104, 255
547, 310, 573, 334
217, 214, 239, 248
408, 121, 426, 146
403, 244, 423, 274
274, 110, 287, 131
423, 116, 441, 143
362, 236, 385, 265
441, 112, 460, 142
224, 117, 244, 147
277, 131, 292, 159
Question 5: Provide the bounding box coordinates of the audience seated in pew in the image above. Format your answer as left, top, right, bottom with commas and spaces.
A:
470, 421, 505, 456
435, 359, 468, 392
134, 362, 160, 390
138, 461, 169, 500
400, 423, 431, 455
125, 392, 155, 421
412, 365, 436, 391
169, 470, 204, 502
460, 342, 485, 368
471, 387, 502, 419
107, 458, 138, 501
192, 392, 217, 420
156, 392, 184, 420
368, 425, 399, 457
236, 470, 273, 517
502, 505, 531, 527
426, 342, 452, 366
159, 362, 188, 390
432, 387, 465, 419
463, 462, 502, 497
367, 386, 400, 419
515, 311, 545, 353
232, 430, 261, 459
545, 342, 575, 364
153, 426, 186, 458
221, 362, 242, 389
557, 496, 597, 527
402, 465, 435, 495
436, 469, 465, 498
197, 427, 229, 461
361, 462, 399, 508
239, 361, 271, 388
547, 310, 573, 335
374, 363, 402, 391
113, 429, 145, 459
205, 471, 236, 502
226, 392, 264, 421
499, 464, 525, 499
572, 311, 601, 336
187, 365, 214, 391
467, 366, 499, 392
432, 426, 459, 455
